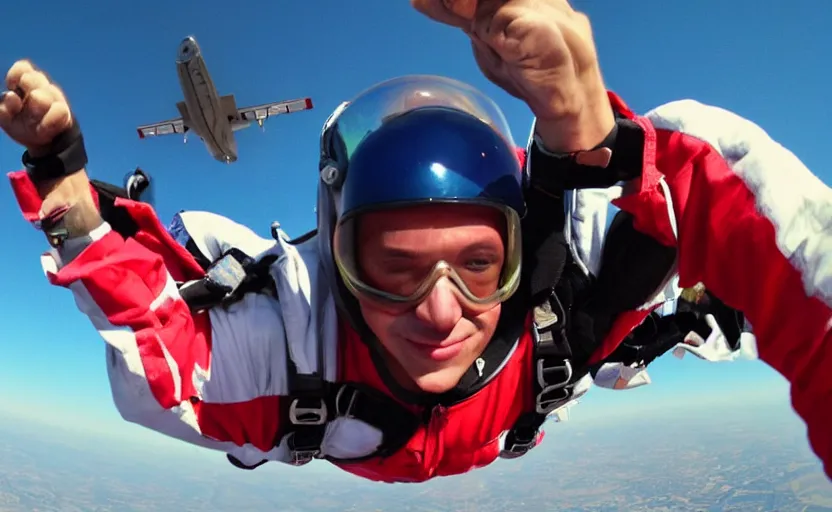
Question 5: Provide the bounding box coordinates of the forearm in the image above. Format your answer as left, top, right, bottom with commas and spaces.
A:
12, 166, 105, 260
533, 94, 616, 153
533, 73, 616, 153
37, 170, 103, 230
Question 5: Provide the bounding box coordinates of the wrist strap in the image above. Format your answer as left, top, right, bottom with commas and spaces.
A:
528, 115, 644, 194
22, 122, 88, 184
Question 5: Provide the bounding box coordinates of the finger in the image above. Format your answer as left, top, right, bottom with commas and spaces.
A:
23, 87, 52, 122
45, 82, 68, 106
0, 89, 24, 122
5, 60, 37, 93
442, 0, 477, 20
0, 104, 11, 129
472, 0, 502, 35
17, 70, 50, 99
36, 102, 72, 140
471, 2, 516, 62
40, 83, 72, 126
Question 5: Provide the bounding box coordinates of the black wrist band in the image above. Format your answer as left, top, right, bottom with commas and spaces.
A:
528, 115, 645, 193
22, 121, 89, 184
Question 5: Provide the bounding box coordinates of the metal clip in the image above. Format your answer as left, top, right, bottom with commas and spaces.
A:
535, 359, 573, 414
288, 398, 328, 426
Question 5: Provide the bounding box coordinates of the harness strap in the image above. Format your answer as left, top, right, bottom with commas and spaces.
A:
599, 289, 746, 369
177, 248, 277, 313
282, 361, 329, 465
89, 167, 154, 241
502, 115, 652, 457
164, 222, 420, 467
598, 312, 683, 369
226, 381, 421, 469
283, 382, 421, 465
503, 293, 583, 456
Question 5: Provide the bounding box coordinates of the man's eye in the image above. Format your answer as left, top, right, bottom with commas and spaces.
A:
466, 258, 496, 272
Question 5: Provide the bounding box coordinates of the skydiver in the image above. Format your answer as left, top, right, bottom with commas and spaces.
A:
1, 0, 830, 483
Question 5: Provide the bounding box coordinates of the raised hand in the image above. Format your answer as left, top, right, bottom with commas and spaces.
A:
412, 0, 615, 152
0, 60, 74, 156
1, 59, 100, 238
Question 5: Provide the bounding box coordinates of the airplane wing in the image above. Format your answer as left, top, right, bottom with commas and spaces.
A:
136, 118, 187, 139
232, 97, 313, 128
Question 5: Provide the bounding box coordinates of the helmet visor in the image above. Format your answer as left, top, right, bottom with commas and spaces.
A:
330, 75, 516, 165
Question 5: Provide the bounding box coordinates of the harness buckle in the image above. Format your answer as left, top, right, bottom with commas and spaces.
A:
505, 436, 537, 455
535, 358, 573, 415
286, 431, 322, 466
206, 250, 248, 298
289, 448, 320, 466
501, 423, 544, 458
288, 397, 328, 426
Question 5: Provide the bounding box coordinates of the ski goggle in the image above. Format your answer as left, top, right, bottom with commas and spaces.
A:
333, 203, 523, 313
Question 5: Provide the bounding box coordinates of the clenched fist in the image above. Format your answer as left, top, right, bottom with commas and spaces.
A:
1, 59, 100, 239
412, 0, 615, 152
0, 60, 74, 156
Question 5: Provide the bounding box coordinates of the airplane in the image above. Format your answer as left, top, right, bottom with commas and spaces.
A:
136, 36, 313, 164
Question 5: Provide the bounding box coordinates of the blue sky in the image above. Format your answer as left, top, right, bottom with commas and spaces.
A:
0, 0, 829, 450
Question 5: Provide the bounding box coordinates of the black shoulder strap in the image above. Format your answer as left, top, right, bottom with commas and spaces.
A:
89, 167, 154, 240
502, 292, 575, 455
176, 248, 278, 313
504, 114, 677, 457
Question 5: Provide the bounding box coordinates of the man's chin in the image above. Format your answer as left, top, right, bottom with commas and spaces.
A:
410, 368, 465, 395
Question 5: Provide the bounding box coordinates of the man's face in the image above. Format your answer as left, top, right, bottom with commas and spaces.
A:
355, 203, 506, 394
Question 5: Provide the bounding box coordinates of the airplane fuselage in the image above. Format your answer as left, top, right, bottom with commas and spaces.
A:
176, 37, 238, 163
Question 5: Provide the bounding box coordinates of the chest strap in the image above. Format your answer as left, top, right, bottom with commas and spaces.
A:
502, 292, 585, 456
227, 381, 421, 469
284, 382, 421, 465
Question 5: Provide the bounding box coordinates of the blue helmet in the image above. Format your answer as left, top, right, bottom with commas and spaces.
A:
319, 75, 526, 308
321, 75, 525, 219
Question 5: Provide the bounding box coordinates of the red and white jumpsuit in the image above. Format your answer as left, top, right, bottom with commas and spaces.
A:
8, 94, 831, 482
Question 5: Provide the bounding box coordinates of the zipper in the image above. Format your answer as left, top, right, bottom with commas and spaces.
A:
422, 404, 448, 478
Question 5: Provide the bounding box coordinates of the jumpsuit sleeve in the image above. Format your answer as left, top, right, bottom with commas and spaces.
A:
610, 97, 832, 478
7, 171, 289, 465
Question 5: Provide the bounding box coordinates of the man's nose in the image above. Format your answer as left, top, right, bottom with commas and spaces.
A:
413, 277, 463, 334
